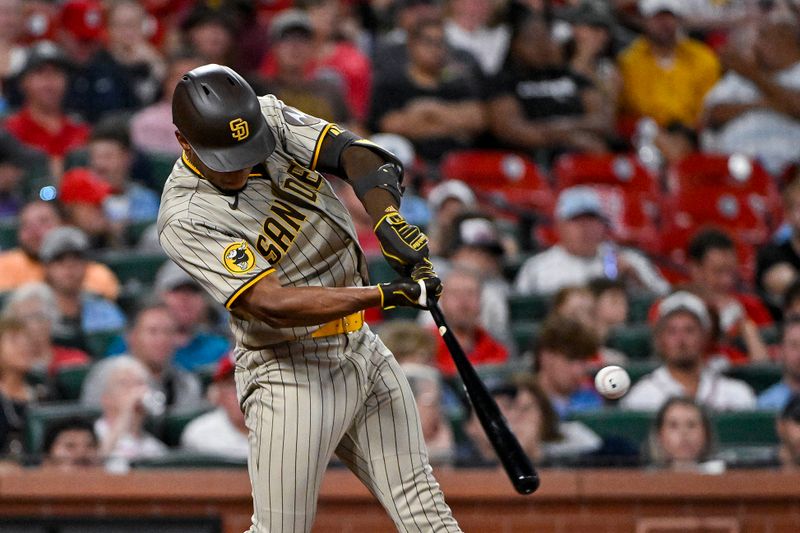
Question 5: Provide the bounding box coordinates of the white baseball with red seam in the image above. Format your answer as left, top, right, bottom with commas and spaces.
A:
594, 365, 631, 400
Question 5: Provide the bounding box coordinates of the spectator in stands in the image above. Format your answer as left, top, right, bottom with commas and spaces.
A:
0, 317, 40, 460
130, 53, 204, 158
533, 316, 604, 418
777, 394, 800, 470
0, 0, 25, 103
401, 362, 456, 465
515, 187, 669, 296
380, 320, 438, 367
426, 180, 476, 257
81, 303, 202, 412
758, 178, 800, 320
702, 16, 800, 176
149, 261, 230, 372
181, 354, 247, 460
621, 291, 756, 411
550, 285, 596, 331
759, 317, 800, 410
40, 226, 126, 349
0, 200, 119, 299
261, 10, 350, 125
444, 0, 510, 76
646, 397, 721, 472
41, 417, 100, 470
369, 16, 485, 165
55, 0, 104, 66
486, 11, 610, 158
434, 267, 509, 378
2, 282, 90, 375
588, 277, 630, 365
180, 6, 237, 68
58, 168, 119, 249
0, 130, 46, 220
4, 41, 89, 176
618, 0, 720, 128
95, 356, 167, 464
686, 228, 771, 362
87, 118, 160, 230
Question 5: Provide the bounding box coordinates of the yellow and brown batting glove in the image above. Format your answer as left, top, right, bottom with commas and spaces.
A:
378, 275, 442, 310
374, 206, 430, 276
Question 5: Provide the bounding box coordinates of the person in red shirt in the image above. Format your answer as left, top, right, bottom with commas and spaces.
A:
4, 42, 89, 175
434, 266, 509, 377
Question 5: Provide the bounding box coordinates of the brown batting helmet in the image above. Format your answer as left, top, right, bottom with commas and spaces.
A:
172, 64, 275, 172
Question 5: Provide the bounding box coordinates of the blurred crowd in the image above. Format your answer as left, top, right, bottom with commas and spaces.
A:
0, 0, 800, 476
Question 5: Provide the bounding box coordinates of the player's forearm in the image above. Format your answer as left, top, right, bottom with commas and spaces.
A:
239, 285, 382, 328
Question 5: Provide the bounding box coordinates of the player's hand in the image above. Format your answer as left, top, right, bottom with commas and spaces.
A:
378, 276, 442, 310
374, 206, 430, 276
410, 259, 443, 300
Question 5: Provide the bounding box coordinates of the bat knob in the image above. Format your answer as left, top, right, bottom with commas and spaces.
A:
514, 475, 540, 495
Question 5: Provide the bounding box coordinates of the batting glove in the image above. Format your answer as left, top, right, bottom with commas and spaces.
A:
374, 206, 430, 276
378, 276, 442, 310
410, 259, 443, 300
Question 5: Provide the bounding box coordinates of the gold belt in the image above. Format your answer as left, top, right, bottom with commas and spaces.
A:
311, 311, 365, 338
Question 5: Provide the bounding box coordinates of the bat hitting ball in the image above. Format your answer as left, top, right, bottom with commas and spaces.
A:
594, 365, 631, 400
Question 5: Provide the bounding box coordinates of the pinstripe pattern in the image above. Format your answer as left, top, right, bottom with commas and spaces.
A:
157, 96, 461, 531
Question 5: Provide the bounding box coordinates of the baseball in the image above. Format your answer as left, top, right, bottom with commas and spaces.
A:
594, 365, 631, 400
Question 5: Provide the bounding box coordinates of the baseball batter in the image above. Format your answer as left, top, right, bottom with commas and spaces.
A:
157, 64, 462, 532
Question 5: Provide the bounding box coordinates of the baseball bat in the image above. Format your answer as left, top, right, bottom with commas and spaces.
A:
428, 300, 539, 495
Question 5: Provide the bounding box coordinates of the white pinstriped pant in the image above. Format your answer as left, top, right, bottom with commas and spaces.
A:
236, 326, 462, 532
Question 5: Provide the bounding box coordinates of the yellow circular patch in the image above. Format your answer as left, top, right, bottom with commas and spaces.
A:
222, 241, 256, 274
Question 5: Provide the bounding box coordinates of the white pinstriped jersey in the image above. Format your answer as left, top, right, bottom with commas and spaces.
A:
157, 95, 369, 350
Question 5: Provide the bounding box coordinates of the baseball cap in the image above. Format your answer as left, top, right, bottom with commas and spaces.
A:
639, 0, 684, 17
453, 214, 504, 256
555, 186, 607, 221
369, 133, 415, 169
655, 291, 712, 331
561, 0, 614, 28
39, 226, 90, 263
154, 260, 202, 294
60, 0, 105, 42
213, 352, 236, 383
427, 180, 477, 213
18, 41, 72, 79
58, 168, 112, 206
270, 9, 313, 41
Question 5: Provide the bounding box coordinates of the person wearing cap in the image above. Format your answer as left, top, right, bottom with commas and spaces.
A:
426, 180, 477, 256
0, 200, 120, 299
180, 353, 249, 460
180, 6, 238, 70
618, 0, 720, 128
4, 41, 90, 172
56, 0, 105, 64
758, 317, 800, 410
368, 16, 485, 165
80, 302, 202, 411
515, 186, 669, 296
621, 290, 756, 412
777, 394, 800, 469
261, 9, 350, 125
40, 226, 126, 349
58, 167, 120, 248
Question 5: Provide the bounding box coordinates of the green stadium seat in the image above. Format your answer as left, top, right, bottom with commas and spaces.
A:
367, 257, 396, 285
0, 221, 18, 249
85, 330, 123, 358
131, 450, 246, 469
606, 324, 653, 359
25, 402, 101, 454
162, 407, 215, 447
568, 409, 654, 444
146, 153, 179, 191
628, 291, 657, 323
126, 219, 155, 246
63, 148, 89, 170
713, 411, 778, 446
511, 321, 541, 353
623, 361, 659, 385
723, 363, 782, 394
54, 365, 92, 400
99, 251, 167, 285
508, 293, 551, 323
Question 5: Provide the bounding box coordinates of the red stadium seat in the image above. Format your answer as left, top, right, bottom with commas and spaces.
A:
439, 150, 554, 212
552, 153, 660, 199
666, 153, 782, 228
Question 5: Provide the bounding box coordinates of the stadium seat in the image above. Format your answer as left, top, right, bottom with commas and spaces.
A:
606, 324, 653, 360
713, 411, 779, 446
722, 363, 782, 394
126, 219, 155, 246
628, 291, 658, 324
622, 361, 659, 386
99, 250, 167, 286
553, 153, 660, 199
146, 153, 179, 191
569, 409, 654, 445
511, 321, 542, 354
439, 150, 555, 211
508, 293, 551, 323
85, 330, 124, 358
162, 407, 215, 447
131, 450, 247, 469
25, 402, 101, 454
0, 220, 17, 249
54, 364, 92, 401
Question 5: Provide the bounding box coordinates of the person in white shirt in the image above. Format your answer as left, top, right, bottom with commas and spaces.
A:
514, 186, 669, 296
180, 354, 248, 459
621, 291, 757, 412
444, 0, 510, 75
95, 356, 167, 465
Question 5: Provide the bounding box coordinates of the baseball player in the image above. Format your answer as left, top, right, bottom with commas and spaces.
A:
157, 64, 462, 532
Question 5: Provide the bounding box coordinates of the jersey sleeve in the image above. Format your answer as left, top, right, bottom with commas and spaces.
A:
159, 218, 275, 310
258, 94, 343, 172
